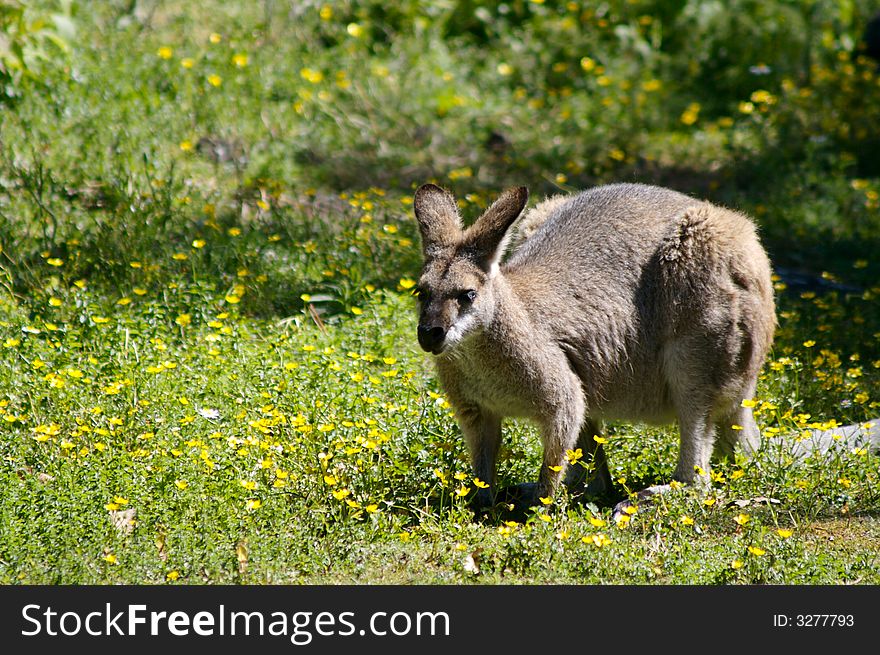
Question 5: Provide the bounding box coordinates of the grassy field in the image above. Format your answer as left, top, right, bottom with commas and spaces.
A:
1, 0, 879, 584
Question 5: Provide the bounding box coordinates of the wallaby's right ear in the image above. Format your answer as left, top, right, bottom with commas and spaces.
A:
414, 184, 461, 255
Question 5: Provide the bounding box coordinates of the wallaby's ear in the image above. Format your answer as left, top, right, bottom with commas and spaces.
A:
464, 186, 529, 269
414, 184, 462, 255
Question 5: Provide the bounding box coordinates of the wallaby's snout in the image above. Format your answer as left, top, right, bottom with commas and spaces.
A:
417, 324, 446, 354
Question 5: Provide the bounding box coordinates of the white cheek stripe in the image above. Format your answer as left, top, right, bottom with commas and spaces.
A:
444, 312, 477, 347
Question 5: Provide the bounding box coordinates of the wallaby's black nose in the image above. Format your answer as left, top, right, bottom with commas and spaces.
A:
417, 325, 446, 352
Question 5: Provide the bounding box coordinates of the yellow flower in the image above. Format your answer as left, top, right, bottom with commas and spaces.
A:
191, 239, 206, 249
232, 53, 248, 67
103, 553, 117, 564
174, 480, 188, 490
750, 89, 775, 104
731, 559, 744, 569
319, 6, 333, 20
777, 529, 793, 538
455, 485, 471, 497
680, 102, 700, 125
398, 277, 416, 290
473, 478, 489, 489
589, 516, 606, 528
175, 313, 191, 327
580, 57, 596, 72
539, 496, 553, 505
207, 74, 222, 87
209, 33, 222, 44
346, 23, 364, 37
47, 258, 64, 266
180, 58, 194, 69
747, 545, 766, 556
300, 68, 324, 84
166, 571, 180, 581
734, 513, 750, 526
157, 46, 173, 59
741, 398, 758, 408
365, 504, 379, 513
582, 533, 611, 547
681, 516, 694, 526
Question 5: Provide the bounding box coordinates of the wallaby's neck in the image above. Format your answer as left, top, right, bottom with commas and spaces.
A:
484, 271, 534, 345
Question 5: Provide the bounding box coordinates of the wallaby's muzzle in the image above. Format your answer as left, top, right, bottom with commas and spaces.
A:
417, 325, 446, 354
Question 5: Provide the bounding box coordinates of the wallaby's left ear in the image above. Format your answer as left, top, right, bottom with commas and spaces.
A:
464, 186, 529, 268
413, 183, 462, 256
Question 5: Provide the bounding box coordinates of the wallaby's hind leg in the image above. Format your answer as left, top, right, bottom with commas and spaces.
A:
612, 405, 716, 521
672, 409, 717, 484
564, 418, 613, 497
714, 383, 761, 461
458, 407, 502, 510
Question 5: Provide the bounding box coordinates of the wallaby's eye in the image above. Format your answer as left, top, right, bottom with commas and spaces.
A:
414, 287, 430, 302
458, 289, 477, 305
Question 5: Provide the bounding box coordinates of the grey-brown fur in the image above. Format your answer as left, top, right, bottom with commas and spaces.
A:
413, 182, 777, 514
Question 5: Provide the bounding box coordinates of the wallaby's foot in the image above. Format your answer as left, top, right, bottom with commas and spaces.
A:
497, 482, 541, 510
612, 484, 672, 522
470, 487, 496, 514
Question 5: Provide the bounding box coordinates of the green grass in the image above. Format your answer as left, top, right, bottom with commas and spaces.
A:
1, 0, 879, 585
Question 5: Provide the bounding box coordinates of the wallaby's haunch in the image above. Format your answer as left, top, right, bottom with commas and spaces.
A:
413, 182, 777, 516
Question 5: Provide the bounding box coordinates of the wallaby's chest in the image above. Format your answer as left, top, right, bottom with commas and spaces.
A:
436, 343, 540, 418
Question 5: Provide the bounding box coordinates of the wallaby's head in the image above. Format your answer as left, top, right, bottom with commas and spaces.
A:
412, 183, 529, 354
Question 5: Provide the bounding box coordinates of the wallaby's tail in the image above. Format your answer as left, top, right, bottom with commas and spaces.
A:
772, 418, 880, 461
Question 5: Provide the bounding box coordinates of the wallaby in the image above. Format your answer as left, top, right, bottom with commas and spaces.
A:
413, 182, 779, 517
